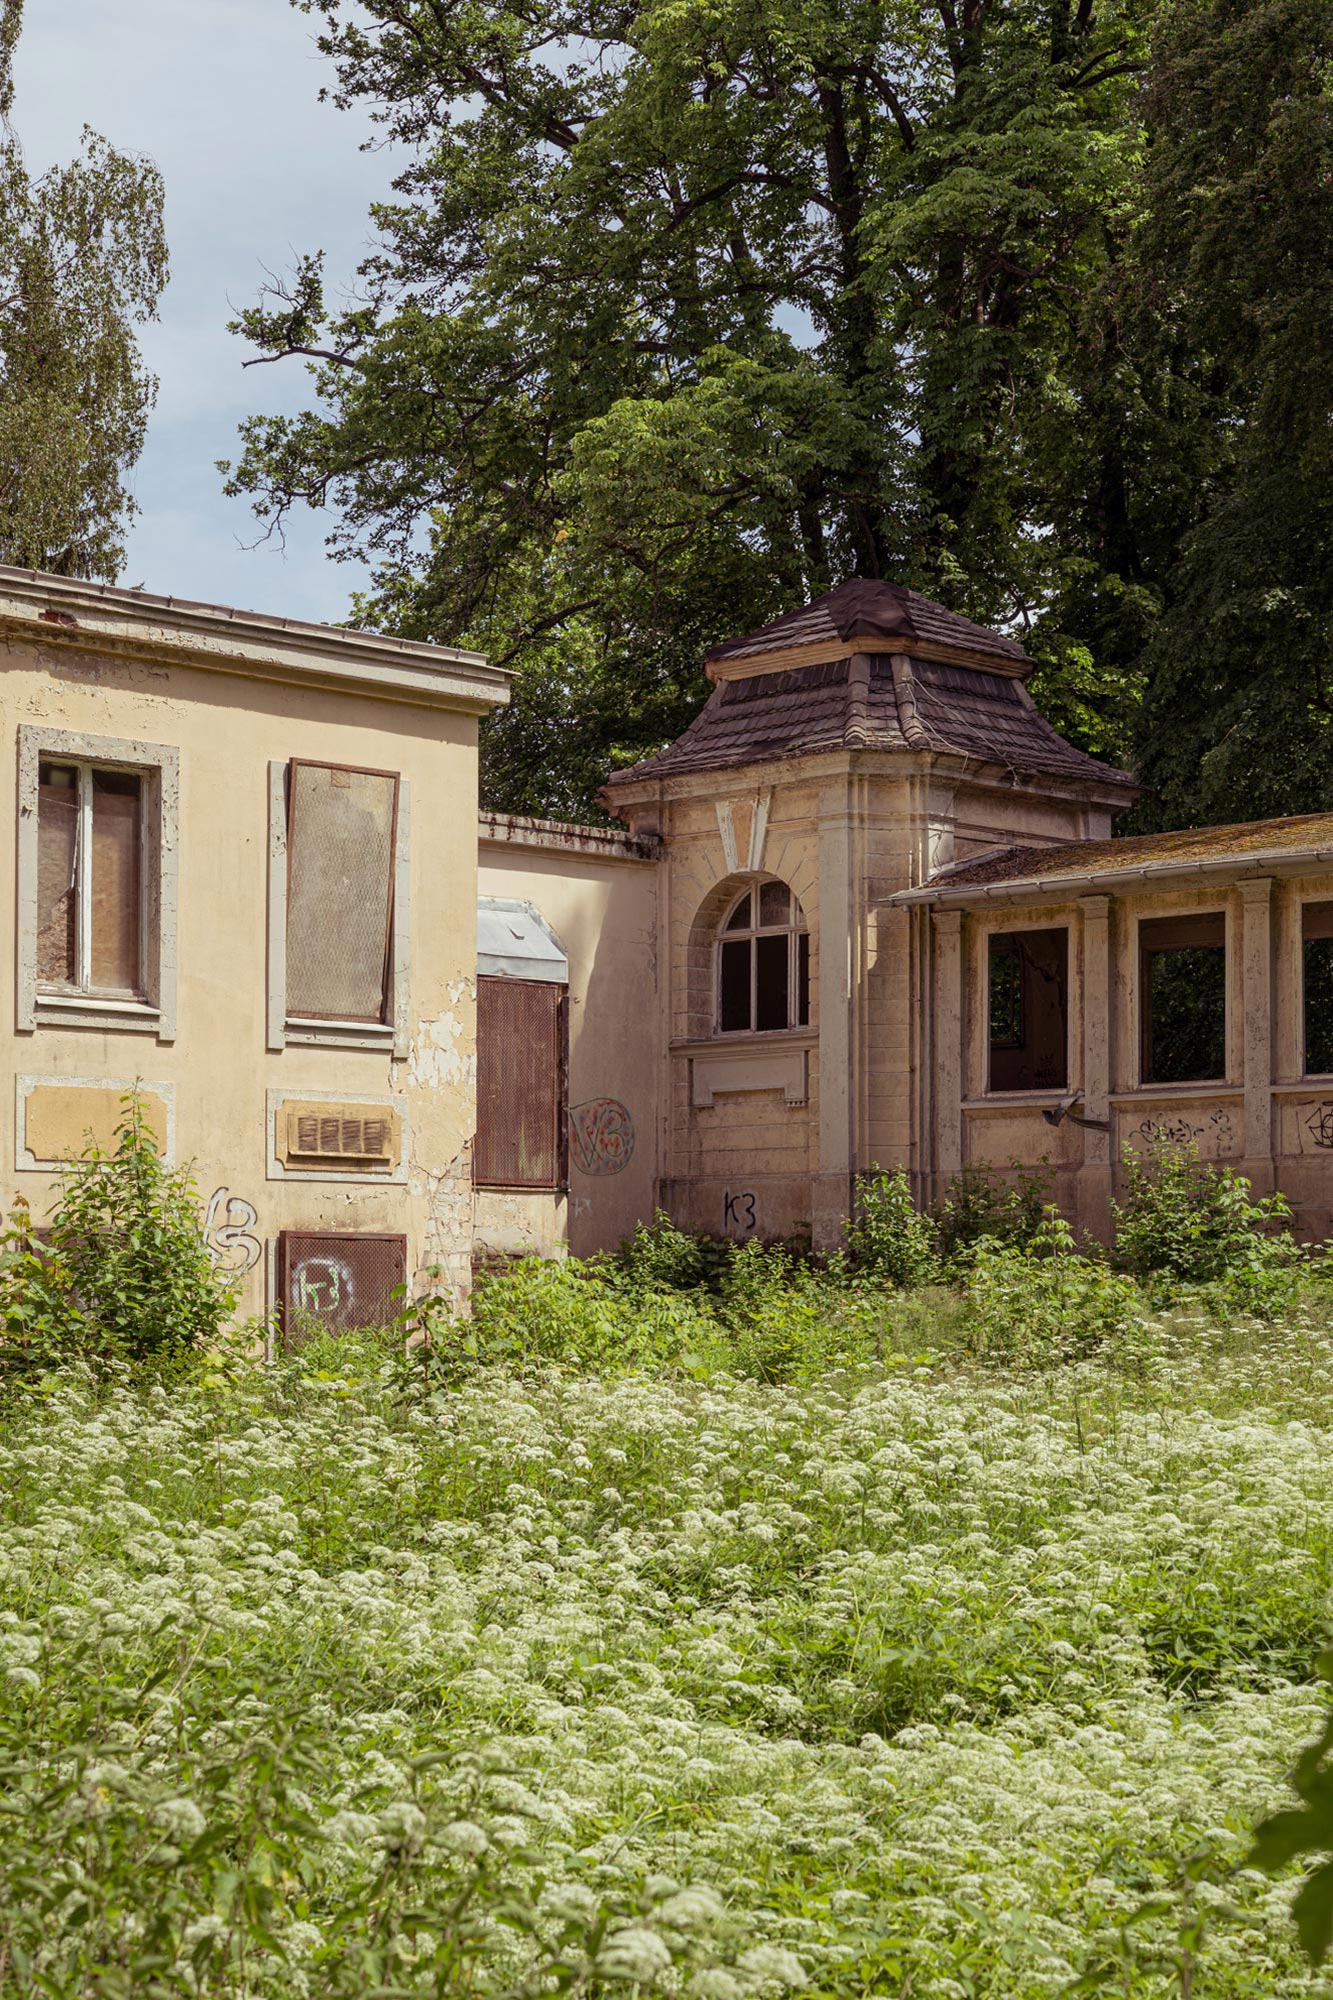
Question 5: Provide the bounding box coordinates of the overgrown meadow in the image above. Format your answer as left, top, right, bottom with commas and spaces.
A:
5, 1147, 1333, 1995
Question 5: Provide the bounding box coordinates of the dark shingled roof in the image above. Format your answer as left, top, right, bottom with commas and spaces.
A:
705, 578, 1032, 671
607, 651, 1135, 791
899, 811, 1333, 902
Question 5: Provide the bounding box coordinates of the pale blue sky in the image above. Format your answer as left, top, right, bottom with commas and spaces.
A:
14, 0, 399, 623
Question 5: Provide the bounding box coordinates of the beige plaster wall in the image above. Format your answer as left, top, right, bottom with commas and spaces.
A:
938, 870, 1333, 1244
3, 629, 486, 1318
652, 777, 823, 1245
613, 749, 1124, 1252
477, 830, 659, 1255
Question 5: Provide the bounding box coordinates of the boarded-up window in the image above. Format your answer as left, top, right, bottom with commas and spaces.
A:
474, 976, 566, 1189
1303, 903, 1333, 1075
36, 760, 143, 996
1140, 914, 1226, 1084
286, 761, 398, 1022
987, 928, 1068, 1091
278, 1230, 406, 1346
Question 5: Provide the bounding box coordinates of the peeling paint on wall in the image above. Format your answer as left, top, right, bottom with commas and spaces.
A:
411, 1142, 474, 1306
405, 1007, 472, 1091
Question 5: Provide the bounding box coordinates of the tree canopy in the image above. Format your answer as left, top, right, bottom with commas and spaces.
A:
227, 0, 1333, 826
0, 0, 167, 580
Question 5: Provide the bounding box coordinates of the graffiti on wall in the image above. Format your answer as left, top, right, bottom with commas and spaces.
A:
568, 1098, 635, 1175
723, 1190, 757, 1236
290, 1251, 356, 1318
203, 1187, 263, 1275
1303, 1102, 1333, 1151
1130, 1107, 1236, 1157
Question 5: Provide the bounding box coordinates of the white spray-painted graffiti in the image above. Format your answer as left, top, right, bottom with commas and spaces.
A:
290, 1252, 356, 1319
203, 1187, 263, 1276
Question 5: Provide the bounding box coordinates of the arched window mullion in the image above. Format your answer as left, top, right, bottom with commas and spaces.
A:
715, 880, 809, 1035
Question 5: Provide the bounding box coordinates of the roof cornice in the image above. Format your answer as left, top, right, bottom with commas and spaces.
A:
892, 842, 1333, 908
0, 566, 510, 715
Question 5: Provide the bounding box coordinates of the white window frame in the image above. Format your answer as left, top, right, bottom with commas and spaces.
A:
17, 726, 178, 1039
715, 879, 809, 1036
266, 760, 411, 1054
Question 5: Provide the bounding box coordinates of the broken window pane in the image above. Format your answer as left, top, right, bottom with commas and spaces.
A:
716, 881, 809, 1034
988, 929, 1068, 1091
286, 761, 397, 1022
758, 881, 790, 927
90, 770, 141, 993
719, 938, 751, 1031
1303, 903, 1333, 1074
36, 763, 78, 985
754, 933, 789, 1030
1140, 915, 1226, 1083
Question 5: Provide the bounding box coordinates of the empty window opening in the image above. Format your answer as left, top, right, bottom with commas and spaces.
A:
37, 760, 144, 998
285, 760, 398, 1024
717, 882, 809, 1033
474, 975, 567, 1190
1303, 903, 1333, 1075
278, 1231, 406, 1347
1140, 914, 1227, 1084
987, 928, 1068, 1091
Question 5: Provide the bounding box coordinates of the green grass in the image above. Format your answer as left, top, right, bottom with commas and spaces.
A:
3, 1307, 1333, 1994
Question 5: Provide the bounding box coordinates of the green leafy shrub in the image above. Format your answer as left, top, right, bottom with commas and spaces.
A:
847, 1167, 941, 1286
932, 1163, 1052, 1266
0, 1094, 238, 1375
961, 1212, 1146, 1367
611, 1211, 732, 1295
0, 1197, 87, 1378
469, 1254, 726, 1375
1251, 1647, 1333, 1966
1115, 1140, 1301, 1313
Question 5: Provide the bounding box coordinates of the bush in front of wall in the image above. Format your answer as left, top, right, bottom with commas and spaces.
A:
1114, 1139, 1302, 1314
846, 1168, 941, 1287
0, 1093, 239, 1376
931, 1163, 1053, 1267
961, 1212, 1147, 1367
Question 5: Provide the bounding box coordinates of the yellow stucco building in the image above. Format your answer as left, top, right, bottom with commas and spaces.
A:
1, 565, 506, 1328
8, 562, 1333, 1325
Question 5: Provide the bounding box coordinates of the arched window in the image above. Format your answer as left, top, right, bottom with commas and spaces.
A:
717, 880, 809, 1033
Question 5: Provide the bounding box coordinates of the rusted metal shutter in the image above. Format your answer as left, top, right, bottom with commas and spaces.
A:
474, 976, 566, 1189
278, 1230, 407, 1347
286, 761, 398, 1022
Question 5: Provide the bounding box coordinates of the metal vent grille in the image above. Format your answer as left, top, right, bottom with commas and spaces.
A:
286, 761, 398, 1022
278, 1231, 406, 1345
288, 1109, 395, 1161
474, 976, 566, 1189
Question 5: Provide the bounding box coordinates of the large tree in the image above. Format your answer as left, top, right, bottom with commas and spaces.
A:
0, 0, 167, 580
228, 0, 1157, 816
1126, 0, 1333, 827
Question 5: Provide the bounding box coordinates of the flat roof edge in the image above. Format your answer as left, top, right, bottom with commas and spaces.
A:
479, 808, 661, 862
0, 566, 509, 711
892, 842, 1333, 907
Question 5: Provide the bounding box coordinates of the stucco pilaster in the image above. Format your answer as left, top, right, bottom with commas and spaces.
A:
1079, 894, 1112, 1241
814, 776, 855, 1246
1240, 877, 1275, 1187
933, 909, 964, 1187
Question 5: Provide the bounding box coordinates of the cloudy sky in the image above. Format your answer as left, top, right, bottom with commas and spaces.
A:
14, 0, 399, 623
